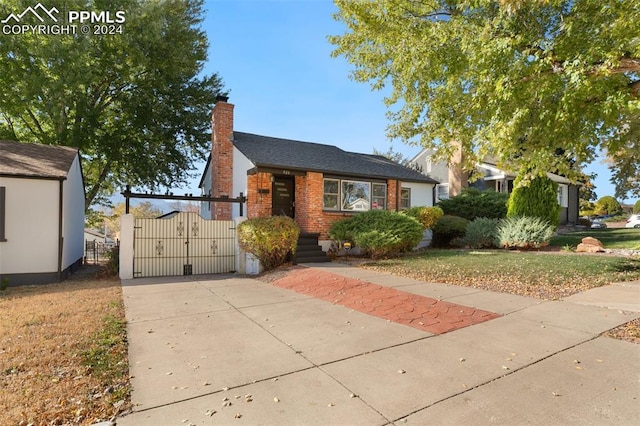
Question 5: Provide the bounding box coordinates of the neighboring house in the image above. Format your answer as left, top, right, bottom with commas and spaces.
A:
84, 228, 107, 246
0, 140, 85, 285
199, 96, 438, 251
411, 149, 580, 225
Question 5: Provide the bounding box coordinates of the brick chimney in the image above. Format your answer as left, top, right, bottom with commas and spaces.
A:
447, 140, 468, 197
211, 95, 234, 220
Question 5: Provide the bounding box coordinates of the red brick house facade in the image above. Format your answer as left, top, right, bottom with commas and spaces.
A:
199, 97, 438, 250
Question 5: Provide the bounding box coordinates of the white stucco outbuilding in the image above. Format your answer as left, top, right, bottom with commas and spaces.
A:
0, 140, 85, 285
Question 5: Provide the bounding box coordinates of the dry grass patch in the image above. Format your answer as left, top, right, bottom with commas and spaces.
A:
0, 270, 130, 425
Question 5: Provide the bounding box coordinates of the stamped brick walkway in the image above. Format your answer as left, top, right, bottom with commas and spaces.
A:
272, 267, 501, 334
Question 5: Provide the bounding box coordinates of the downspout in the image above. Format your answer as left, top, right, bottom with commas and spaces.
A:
57, 179, 64, 281
396, 180, 400, 211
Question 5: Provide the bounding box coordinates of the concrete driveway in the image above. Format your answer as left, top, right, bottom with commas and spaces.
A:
117, 264, 640, 425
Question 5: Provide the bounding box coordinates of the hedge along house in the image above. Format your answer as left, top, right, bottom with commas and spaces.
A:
199, 97, 438, 252
0, 140, 85, 285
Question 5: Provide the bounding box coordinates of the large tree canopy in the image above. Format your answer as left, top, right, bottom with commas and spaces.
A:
331, 0, 640, 197
0, 0, 225, 209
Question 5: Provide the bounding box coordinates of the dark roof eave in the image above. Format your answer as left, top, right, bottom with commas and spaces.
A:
0, 172, 67, 181
251, 162, 438, 184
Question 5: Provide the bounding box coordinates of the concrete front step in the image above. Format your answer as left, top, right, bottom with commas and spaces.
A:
295, 233, 330, 263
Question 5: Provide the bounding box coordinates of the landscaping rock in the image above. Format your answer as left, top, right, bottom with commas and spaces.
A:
576, 237, 605, 253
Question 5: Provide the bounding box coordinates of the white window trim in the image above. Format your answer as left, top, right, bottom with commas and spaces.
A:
400, 187, 411, 209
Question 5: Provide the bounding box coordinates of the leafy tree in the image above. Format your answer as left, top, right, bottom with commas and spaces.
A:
0, 0, 225, 209
633, 200, 640, 213
594, 196, 622, 215
331, 0, 640, 198
105, 201, 164, 239
577, 171, 598, 213
507, 176, 560, 226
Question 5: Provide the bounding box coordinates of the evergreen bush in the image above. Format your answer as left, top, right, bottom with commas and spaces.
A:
328, 210, 423, 258
431, 215, 470, 247
463, 217, 500, 249
237, 216, 300, 271
437, 188, 509, 220
496, 216, 555, 249
401, 206, 444, 229
507, 176, 560, 226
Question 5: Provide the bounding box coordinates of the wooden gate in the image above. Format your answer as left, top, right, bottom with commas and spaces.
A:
133, 212, 235, 278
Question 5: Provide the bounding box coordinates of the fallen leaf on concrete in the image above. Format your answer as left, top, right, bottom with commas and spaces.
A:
274, 397, 280, 403
205, 409, 216, 416
398, 369, 406, 374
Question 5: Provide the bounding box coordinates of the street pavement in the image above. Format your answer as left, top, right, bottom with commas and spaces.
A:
116, 263, 640, 425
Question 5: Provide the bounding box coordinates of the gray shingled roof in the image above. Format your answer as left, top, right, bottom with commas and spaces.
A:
232, 132, 438, 183
0, 140, 78, 180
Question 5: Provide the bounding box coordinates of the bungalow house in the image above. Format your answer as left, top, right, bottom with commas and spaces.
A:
411, 148, 580, 225
0, 140, 85, 285
199, 97, 438, 254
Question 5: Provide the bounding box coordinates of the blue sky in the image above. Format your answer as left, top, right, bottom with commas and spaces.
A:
173, 0, 635, 205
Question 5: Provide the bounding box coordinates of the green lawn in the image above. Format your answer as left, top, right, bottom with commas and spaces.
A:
362, 249, 640, 300
550, 228, 640, 250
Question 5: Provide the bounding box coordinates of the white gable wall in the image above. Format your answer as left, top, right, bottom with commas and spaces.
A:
199, 164, 212, 219
231, 147, 254, 219
61, 155, 85, 270
402, 182, 434, 207
0, 177, 59, 274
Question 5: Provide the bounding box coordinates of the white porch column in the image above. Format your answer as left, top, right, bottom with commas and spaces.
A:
119, 214, 134, 279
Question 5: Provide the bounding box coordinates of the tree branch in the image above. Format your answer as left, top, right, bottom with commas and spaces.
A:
1, 113, 18, 139
85, 158, 113, 210
25, 108, 48, 140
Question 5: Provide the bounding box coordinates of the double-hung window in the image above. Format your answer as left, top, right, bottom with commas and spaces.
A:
400, 188, 411, 209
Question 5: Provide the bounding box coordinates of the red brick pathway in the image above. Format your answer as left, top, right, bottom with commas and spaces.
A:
272, 267, 501, 335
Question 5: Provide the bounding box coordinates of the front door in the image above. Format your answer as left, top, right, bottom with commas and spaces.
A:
272, 176, 295, 217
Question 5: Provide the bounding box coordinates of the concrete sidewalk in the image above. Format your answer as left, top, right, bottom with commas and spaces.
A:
117, 264, 640, 425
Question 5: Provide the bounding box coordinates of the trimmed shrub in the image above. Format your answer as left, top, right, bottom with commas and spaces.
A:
594, 196, 622, 215
328, 210, 423, 258
496, 216, 555, 250
463, 217, 500, 249
507, 176, 560, 227
437, 188, 509, 221
401, 206, 444, 229
237, 216, 300, 271
431, 215, 470, 247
